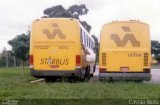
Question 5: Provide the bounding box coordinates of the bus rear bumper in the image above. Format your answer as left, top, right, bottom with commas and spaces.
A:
30, 68, 82, 78
99, 73, 151, 81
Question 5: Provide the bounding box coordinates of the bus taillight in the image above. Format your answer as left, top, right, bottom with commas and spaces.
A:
99, 68, 107, 73
102, 53, 106, 66
76, 55, 81, 67
144, 53, 148, 66
29, 55, 33, 68
143, 68, 150, 73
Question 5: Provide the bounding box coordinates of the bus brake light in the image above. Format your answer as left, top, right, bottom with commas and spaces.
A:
76, 55, 81, 66
29, 55, 33, 68
99, 68, 107, 73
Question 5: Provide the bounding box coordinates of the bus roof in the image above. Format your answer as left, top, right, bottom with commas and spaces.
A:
102, 20, 149, 28
34, 18, 79, 22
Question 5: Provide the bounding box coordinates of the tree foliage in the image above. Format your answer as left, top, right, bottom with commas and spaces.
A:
151, 40, 160, 55
151, 40, 160, 62
44, 5, 71, 18
8, 33, 30, 62
8, 33, 30, 74
67, 4, 89, 19
0, 48, 18, 67
43, 4, 91, 32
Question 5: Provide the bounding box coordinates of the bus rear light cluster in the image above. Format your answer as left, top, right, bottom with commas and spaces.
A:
76, 55, 81, 67
143, 68, 150, 73
102, 53, 106, 66
144, 53, 148, 66
99, 68, 107, 73
29, 55, 33, 68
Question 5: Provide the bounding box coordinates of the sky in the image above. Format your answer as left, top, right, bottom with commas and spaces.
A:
0, 0, 160, 52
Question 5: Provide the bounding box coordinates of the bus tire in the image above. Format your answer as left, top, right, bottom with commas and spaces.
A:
93, 64, 96, 73
84, 66, 91, 81
80, 67, 86, 80
90, 74, 93, 77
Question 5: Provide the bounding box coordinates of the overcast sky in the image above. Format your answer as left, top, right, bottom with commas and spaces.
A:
0, 0, 160, 52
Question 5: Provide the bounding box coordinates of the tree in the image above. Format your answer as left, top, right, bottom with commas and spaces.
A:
0, 48, 18, 67
8, 33, 30, 75
151, 40, 160, 63
43, 5, 72, 18
43, 4, 91, 32
151, 40, 160, 55
1, 48, 8, 67
0, 55, 6, 67
0, 48, 7, 67
67, 4, 89, 19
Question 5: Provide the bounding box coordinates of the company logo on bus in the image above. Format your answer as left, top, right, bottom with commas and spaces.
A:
111, 26, 140, 47
43, 23, 66, 39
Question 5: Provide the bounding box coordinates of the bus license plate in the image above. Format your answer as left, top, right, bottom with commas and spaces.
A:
120, 67, 129, 72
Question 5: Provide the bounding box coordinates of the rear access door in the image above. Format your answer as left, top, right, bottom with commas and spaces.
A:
34, 44, 76, 71
106, 51, 143, 72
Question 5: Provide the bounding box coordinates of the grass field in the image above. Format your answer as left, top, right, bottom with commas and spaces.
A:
152, 64, 160, 69
0, 67, 160, 105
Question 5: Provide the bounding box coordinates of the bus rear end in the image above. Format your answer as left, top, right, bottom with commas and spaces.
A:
99, 21, 151, 81
30, 18, 82, 78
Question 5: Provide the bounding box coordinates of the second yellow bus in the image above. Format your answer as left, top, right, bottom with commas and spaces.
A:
99, 20, 151, 81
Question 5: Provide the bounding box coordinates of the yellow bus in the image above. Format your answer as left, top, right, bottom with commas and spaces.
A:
30, 18, 96, 81
99, 20, 151, 81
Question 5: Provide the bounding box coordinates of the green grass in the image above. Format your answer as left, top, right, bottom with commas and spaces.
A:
152, 64, 160, 69
0, 67, 160, 100
1, 67, 160, 105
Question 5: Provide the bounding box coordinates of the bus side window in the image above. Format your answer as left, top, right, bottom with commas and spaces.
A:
92, 41, 94, 49
93, 41, 95, 49
91, 41, 93, 49
88, 36, 89, 47
90, 39, 92, 48
87, 35, 88, 47
88, 37, 90, 48
80, 29, 82, 41
85, 33, 87, 47
88, 38, 91, 48
82, 30, 85, 45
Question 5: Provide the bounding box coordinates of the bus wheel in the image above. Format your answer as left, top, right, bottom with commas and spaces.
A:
93, 64, 96, 73
84, 66, 91, 81
90, 74, 93, 77
80, 67, 86, 80
90, 64, 95, 77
